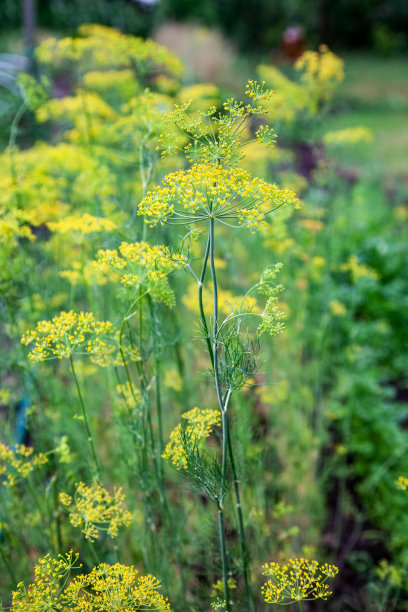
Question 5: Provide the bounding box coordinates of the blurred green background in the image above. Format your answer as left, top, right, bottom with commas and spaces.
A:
1, 0, 407, 177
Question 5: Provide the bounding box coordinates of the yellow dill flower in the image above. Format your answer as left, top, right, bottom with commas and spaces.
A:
36, 24, 182, 80
59, 481, 132, 542
0, 143, 117, 227
158, 80, 274, 164
21, 310, 116, 365
60, 260, 109, 287
11, 552, 171, 611
178, 83, 220, 111
329, 300, 347, 317
211, 577, 237, 598
340, 254, 379, 282
323, 126, 373, 147
0, 443, 48, 488
48, 212, 116, 236
0, 389, 11, 405
139, 163, 297, 231
261, 557, 338, 605
257, 46, 343, 123
115, 382, 143, 414
37, 90, 117, 123
182, 281, 259, 317
0, 212, 35, 246
66, 562, 172, 610
396, 476, 408, 490
11, 551, 81, 611
295, 44, 344, 108
83, 68, 139, 100
95, 241, 182, 307
163, 367, 183, 392
162, 408, 221, 469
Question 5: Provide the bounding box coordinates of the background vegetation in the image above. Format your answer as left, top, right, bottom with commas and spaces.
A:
0, 3, 407, 611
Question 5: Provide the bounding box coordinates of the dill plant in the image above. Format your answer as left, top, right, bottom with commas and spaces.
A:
0, 26, 354, 610
1, 25, 187, 600
143, 81, 298, 610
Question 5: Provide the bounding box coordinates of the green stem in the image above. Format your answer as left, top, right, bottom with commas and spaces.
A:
198, 236, 213, 364
69, 356, 100, 480
298, 601, 303, 612
118, 289, 149, 407
149, 298, 164, 465
53, 476, 63, 554
0, 546, 18, 585
226, 407, 251, 611
209, 218, 230, 611
209, 219, 224, 411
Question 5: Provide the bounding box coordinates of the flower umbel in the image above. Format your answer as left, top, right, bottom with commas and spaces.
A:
11, 552, 171, 611
0, 443, 48, 488
59, 481, 133, 542
21, 310, 115, 364
138, 163, 297, 231
162, 408, 221, 470
11, 551, 81, 611
95, 241, 182, 307
261, 557, 339, 605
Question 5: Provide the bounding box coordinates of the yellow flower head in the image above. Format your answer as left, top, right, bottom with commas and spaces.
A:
162, 408, 221, 470
59, 481, 132, 542
36, 24, 182, 80
11, 551, 171, 611
295, 45, 344, 107
47, 213, 116, 237
21, 310, 116, 365
11, 551, 80, 611
138, 163, 297, 232
261, 557, 338, 604
0, 443, 48, 488
95, 241, 183, 307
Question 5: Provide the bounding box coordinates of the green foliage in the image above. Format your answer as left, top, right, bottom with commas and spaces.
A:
1, 24, 408, 612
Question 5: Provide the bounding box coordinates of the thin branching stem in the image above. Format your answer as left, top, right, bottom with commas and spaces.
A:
225, 391, 252, 611
69, 355, 100, 480
209, 217, 231, 611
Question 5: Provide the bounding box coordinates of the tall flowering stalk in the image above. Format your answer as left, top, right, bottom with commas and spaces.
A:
21, 310, 116, 479
145, 82, 299, 610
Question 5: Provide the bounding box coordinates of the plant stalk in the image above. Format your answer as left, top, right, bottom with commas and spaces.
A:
69, 355, 100, 480
209, 217, 230, 611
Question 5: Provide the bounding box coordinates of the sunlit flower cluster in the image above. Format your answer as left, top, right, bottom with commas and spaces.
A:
182, 282, 259, 317
396, 476, 408, 490
0, 211, 35, 246
0, 143, 116, 227
0, 443, 48, 488
162, 408, 221, 469
95, 242, 182, 306
11, 551, 171, 610
21, 310, 115, 364
115, 382, 143, 415
138, 163, 297, 231
36, 23, 182, 79
329, 299, 347, 317
11, 551, 80, 612
323, 126, 374, 147
257, 45, 343, 122
59, 481, 132, 541
65, 563, 172, 610
295, 44, 344, 106
340, 254, 379, 282
261, 557, 339, 604
158, 80, 275, 166
48, 212, 117, 236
